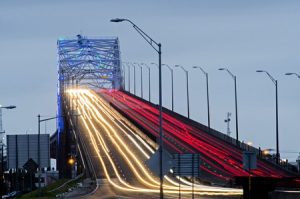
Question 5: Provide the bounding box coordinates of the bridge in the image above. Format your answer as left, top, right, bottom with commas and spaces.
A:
50, 35, 299, 199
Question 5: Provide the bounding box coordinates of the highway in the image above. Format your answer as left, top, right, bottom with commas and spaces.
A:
99, 89, 291, 184
67, 88, 243, 198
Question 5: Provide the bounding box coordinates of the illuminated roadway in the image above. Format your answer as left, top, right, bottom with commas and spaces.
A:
99, 89, 291, 182
67, 89, 243, 198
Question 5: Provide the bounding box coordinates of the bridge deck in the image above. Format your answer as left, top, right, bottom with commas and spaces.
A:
99, 89, 295, 186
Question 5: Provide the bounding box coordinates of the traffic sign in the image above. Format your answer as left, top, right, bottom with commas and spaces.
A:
243, 151, 257, 171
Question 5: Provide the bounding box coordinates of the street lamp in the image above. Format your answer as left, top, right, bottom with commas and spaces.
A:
121, 62, 128, 91
256, 70, 280, 164
262, 148, 275, 156
111, 18, 164, 198
0, 105, 16, 110
218, 68, 239, 145
141, 63, 151, 102
162, 64, 174, 112
136, 63, 144, 98
132, 63, 137, 95
175, 65, 190, 119
0, 105, 16, 136
285, 72, 300, 79
125, 62, 131, 92
150, 63, 159, 103
0, 105, 16, 196
37, 115, 58, 193
123, 62, 132, 93
120, 62, 125, 91
37, 112, 79, 193
193, 66, 210, 131
0, 144, 4, 196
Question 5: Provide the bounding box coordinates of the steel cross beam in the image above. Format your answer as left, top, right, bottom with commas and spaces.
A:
57, 35, 122, 90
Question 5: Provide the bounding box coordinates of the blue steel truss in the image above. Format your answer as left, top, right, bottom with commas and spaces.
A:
57, 34, 122, 89
56, 35, 122, 135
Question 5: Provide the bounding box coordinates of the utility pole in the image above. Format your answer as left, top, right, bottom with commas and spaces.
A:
38, 114, 41, 194
0, 105, 16, 196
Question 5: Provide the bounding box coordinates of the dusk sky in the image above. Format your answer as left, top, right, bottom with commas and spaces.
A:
1, 1, 300, 160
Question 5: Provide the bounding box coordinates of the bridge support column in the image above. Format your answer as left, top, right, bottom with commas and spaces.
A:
236, 177, 277, 199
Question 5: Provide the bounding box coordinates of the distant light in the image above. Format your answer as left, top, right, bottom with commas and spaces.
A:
68, 158, 75, 165
262, 150, 270, 155
246, 141, 253, 146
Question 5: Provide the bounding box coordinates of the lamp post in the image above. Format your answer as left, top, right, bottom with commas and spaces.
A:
218, 68, 239, 145
37, 115, 58, 193
126, 62, 131, 92
162, 64, 174, 112
136, 63, 144, 98
121, 62, 125, 91
0, 105, 16, 196
37, 114, 67, 192
141, 63, 151, 102
37, 111, 80, 194
132, 63, 137, 95
123, 62, 132, 93
111, 18, 164, 198
193, 66, 210, 130
150, 63, 160, 103
175, 65, 190, 119
0, 143, 4, 197
0, 105, 16, 138
256, 70, 280, 164
121, 62, 127, 91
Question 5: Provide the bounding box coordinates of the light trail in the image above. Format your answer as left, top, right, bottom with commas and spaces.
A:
83, 90, 202, 190
67, 88, 243, 196
84, 91, 200, 190
100, 90, 234, 180
75, 95, 144, 191
79, 93, 161, 189
98, 89, 244, 184
90, 92, 240, 192
86, 93, 216, 189
73, 90, 244, 194
102, 89, 289, 178
76, 93, 197, 193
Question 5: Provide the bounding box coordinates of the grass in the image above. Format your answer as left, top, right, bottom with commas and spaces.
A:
17, 177, 86, 199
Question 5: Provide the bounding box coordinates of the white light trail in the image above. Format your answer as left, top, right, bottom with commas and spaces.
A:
67, 88, 243, 196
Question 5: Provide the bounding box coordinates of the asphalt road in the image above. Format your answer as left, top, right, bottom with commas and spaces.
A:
68, 89, 242, 198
